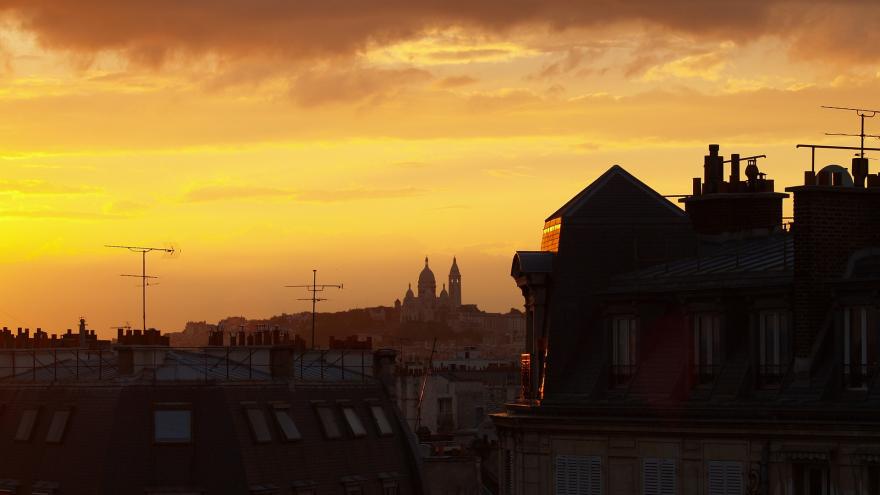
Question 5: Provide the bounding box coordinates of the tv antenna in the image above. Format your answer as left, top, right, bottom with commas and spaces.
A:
284, 269, 343, 349
105, 244, 176, 332
821, 105, 880, 158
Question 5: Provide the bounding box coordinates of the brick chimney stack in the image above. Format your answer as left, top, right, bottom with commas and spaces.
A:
787, 156, 880, 378
681, 144, 787, 236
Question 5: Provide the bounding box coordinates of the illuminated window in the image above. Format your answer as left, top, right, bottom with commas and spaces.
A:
272, 405, 302, 441
611, 316, 639, 386
15, 408, 39, 442
758, 310, 791, 387
341, 405, 367, 438
315, 404, 342, 439
243, 403, 272, 443
369, 405, 394, 436
693, 314, 722, 385
45, 409, 72, 444
843, 307, 878, 389
154, 406, 192, 444
541, 218, 562, 252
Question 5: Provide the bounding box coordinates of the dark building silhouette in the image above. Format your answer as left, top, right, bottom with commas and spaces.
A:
0, 329, 423, 494
494, 145, 880, 495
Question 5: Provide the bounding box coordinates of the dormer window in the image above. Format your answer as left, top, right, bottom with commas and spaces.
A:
692, 313, 722, 385
758, 310, 791, 387
610, 315, 639, 386
843, 306, 878, 389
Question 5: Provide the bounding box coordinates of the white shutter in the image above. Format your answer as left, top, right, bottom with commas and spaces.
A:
708, 461, 743, 495
643, 458, 676, 495
555, 455, 602, 495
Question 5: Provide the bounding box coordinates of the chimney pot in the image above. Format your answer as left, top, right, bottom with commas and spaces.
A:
709, 144, 719, 156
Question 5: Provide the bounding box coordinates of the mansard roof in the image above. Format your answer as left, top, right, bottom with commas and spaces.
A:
545, 165, 687, 223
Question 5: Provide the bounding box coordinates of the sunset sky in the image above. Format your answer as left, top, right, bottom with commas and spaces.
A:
2, 1, 880, 336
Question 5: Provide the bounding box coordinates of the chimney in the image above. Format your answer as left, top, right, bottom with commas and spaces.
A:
269, 345, 295, 379
852, 157, 870, 188
681, 145, 786, 236
729, 153, 741, 185
786, 165, 880, 382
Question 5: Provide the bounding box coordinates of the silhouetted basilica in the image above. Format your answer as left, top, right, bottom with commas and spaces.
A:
397, 257, 461, 322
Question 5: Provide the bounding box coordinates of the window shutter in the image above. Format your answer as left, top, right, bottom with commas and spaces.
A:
708, 461, 743, 495
643, 458, 675, 495
555, 455, 602, 495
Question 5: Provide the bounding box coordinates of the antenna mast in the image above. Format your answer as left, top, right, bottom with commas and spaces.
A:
821, 105, 880, 158
285, 269, 343, 349
105, 244, 175, 331
416, 337, 438, 432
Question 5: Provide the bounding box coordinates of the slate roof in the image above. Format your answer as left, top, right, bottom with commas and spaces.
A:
0, 348, 421, 494
545, 165, 687, 222
607, 233, 793, 292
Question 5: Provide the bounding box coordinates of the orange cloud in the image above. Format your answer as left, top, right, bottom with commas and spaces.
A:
1, 1, 878, 66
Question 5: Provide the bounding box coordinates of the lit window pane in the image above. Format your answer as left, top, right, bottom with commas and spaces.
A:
154, 410, 192, 443
273, 408, 302, 441
15, 409, 39, 441
45, 410, 71, 444
370, 405, 394, 436
245, 407, 272, 443
342, 406, 367, 438
316, 406, 342, 439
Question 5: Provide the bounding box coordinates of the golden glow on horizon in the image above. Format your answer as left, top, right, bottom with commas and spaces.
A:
0, 5, 879, 335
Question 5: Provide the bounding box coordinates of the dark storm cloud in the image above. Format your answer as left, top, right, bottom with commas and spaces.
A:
1, 1, 878, 64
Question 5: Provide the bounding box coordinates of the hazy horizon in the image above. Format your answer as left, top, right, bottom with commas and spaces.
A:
2, 1, 879, 337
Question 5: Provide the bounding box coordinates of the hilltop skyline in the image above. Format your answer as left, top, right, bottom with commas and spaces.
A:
2, 2, 880, 335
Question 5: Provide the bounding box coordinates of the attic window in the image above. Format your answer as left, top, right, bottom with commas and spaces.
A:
272, 405, 302, 441
154, 405, 192, 444
370, 405, 394, 436
315, 404, 342, 439
540, 218, 562, 253
15, 408, 39, 442
243, 403, 272, 443
341, 405, 367, 438
45, 409, 72, 444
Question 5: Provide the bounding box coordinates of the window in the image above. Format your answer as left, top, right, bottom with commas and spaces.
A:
555, 455, 601, 495
45, 409, 72, 444
643, 458, 676, 495
792, 463, 828, 495
843, 307, 878, 389
693, 314, 722, 385
758, 310, 791, 387
15, 408, 39, 442
541, 217, 562, 252
708, 461, 742, 495
243, 404, 272, 443
867, 464, 879, 495
341, 406, 367, 438
272, 405, 302, 441
505, 449, 514, 495
154, 407, 192, 444
611, 315, 639, 386
369, 405, 394, 436
315, 405, 342, 439
382, 481, 400, 495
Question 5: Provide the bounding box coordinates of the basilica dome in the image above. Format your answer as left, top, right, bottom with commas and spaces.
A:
417, 257, 437, 298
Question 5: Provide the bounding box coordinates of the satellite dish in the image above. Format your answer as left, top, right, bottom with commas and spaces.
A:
818, 164, 853, 187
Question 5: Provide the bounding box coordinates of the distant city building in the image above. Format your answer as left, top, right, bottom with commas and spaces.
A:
495, 145, 880, 495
